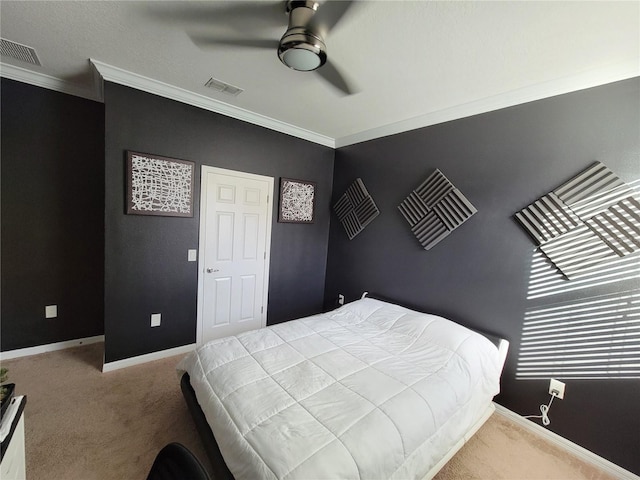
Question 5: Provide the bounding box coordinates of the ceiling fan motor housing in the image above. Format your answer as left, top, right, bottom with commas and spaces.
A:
278, 0, 327, 71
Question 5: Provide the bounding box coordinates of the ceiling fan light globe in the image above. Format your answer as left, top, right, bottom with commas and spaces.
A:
278, 30, 327, 72
281, 47, 322, 71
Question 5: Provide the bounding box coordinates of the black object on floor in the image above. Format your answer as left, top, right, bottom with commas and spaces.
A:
147, 442, 210, 480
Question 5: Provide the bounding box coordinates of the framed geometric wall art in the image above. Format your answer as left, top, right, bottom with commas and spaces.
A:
333, 178, 379, 240
514, 161, 640, 280
278, 177, 316, 223
398, 169, 477, 250
126, 151, 195, 217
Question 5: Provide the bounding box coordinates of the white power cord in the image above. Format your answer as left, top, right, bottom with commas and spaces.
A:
524, 391, 558, 426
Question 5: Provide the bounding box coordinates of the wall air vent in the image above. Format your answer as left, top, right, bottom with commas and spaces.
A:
204, 77, 243, 97
1, 38, 41, 65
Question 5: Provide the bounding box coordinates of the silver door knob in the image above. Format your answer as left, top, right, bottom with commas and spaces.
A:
206, 268, 219, 273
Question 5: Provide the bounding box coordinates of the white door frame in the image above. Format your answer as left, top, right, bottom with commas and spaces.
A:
196, 166, 274, 346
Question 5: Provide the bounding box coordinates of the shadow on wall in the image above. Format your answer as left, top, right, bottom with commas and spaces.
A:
516, 248, 640, 380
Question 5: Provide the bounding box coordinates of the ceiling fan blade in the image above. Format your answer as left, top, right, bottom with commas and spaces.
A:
189, 34, 279, 51
147, 1, 284, 31
316, 59, 359, 96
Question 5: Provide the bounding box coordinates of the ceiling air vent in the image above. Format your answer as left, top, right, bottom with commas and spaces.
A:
204, 77, 243, 97
1, 38, 41, 65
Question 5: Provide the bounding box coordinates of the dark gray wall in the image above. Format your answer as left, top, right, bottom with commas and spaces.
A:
104, 82, 334, 363
1, 78, 105, 350
325, 78, 640, 473
3, 74, 637, 473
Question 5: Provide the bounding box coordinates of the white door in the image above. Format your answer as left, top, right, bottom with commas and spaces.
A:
197, 166, 273, 344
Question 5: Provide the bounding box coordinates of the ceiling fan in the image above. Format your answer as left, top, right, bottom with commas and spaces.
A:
189, 0, 358, 95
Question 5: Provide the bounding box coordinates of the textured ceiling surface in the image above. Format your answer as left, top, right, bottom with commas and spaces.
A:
1, 1, 638, 146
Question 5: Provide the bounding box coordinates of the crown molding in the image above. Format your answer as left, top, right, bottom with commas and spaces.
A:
90, 60, 335, 148
4, 59, 637, 151
0, 62, 101, 102
335, 60, 640, 148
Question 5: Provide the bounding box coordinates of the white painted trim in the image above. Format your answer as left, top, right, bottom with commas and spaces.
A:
5, 59, 636, 149
90, 60, 105, 102
335, 61, 640, 148
496, 338, 509, 374
196, 166, 274, 346
493, 403, 640, 480
0, 62, 101, 102
90, 59, 335, 148
0, 335, 105, 361
101, 343, 196, 373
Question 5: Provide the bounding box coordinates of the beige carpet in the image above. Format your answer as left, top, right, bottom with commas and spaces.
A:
1, 343, 618, 480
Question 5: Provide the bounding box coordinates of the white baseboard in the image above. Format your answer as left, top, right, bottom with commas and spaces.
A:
102, 343, 196, 372
493, 403, 639, 480
0, 335, 105, 360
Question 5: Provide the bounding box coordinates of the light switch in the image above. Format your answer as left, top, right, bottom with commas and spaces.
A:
151, 313, 161, 327
45, 305, 57, 318
188, 249, 197, 262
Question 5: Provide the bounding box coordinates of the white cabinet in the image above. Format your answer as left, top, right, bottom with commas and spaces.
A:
1, 396, 26, 480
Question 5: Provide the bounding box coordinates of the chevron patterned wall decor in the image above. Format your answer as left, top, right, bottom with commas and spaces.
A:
398, 169, 477, 250
333, 178, 380, 240
515, 161, 640, 280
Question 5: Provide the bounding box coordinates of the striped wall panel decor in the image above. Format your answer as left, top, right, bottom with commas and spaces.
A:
539, 225, 621, 280
432, 189, 478, 231
399, 169, 477, 250
554, 162, 626, 207
411, 211, 450, 250
397, 191, 430, 227
563, 183, 635, 220
515, 161, 640, 279
514, 192, 581, 244
333, 178, 380, 240
586, 196, 640, 256
414, 169, 454, 208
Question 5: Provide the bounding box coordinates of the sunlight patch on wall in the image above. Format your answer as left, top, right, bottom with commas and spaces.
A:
526, 249, 640, 300
518, 178, 640, 380
518, 252, 640, 380
517, 290, 640, 379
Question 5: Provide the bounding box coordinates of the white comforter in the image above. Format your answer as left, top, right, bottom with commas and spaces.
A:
177, 298, 501, 480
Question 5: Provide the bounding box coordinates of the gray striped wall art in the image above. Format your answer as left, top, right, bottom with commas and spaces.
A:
398, 169, 477, 250
515, 161, 640, 280
333, 178, 380, 240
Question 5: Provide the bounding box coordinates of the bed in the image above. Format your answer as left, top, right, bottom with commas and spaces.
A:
177, 295, 509, 480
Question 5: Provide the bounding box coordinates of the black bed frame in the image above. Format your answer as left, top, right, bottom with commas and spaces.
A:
181, 373, 235, 480
180, 293, 506, 479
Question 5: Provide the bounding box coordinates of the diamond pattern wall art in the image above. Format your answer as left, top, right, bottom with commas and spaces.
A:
333, 178, 380, 240
515, 161, 640, 280
398, 169, 477, 250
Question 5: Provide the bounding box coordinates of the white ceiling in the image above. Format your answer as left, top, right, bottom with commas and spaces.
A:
1, 1, 638, 148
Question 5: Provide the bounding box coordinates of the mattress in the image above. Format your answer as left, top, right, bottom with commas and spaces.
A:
177, 297, 502, 480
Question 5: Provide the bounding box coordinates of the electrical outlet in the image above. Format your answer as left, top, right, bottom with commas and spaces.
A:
188, 249, 197, 262
549, 378, 565, 399
45, 305, 57, 318
338, 294, 345, 305
151, 313, 161, 327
